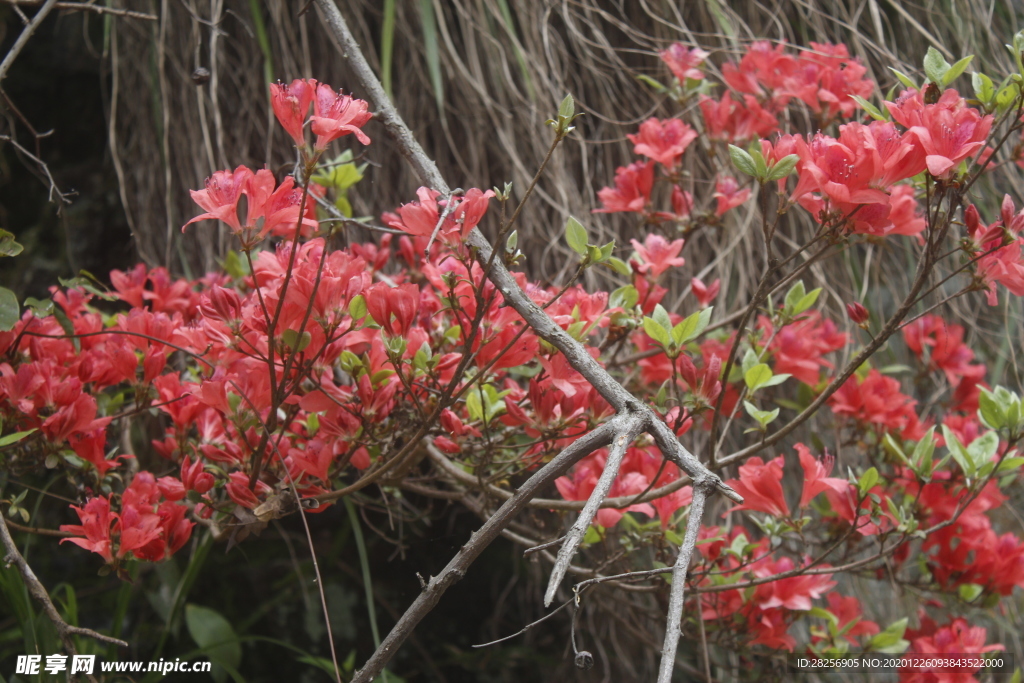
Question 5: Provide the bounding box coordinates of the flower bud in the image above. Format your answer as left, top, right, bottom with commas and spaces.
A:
846, 302, 869, 325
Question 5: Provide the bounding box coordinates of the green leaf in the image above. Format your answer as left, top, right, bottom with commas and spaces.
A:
751, 147, 768, 180
281, 329, 311, 353
609, 285, 638, 311
728, 144, 757, 177
506, 230, 518, 253
0, 429, 36, 447
759, 373, 791, 389
652, 304, 672, 332
741, 348, 759, 375
966, 431, 999, 469
0, 287, 19, 331
23, 297, 54, 317
185, 604, 242, 679
744, 364, 772, 393
766, 154, 800, 181
671, 307, 713, 346
957, 583, 983, 602
996, 456, 1024, 473
348, 294, 367, 320
972, 71, 995, 104
850, 95, 887, 121
858, 467, 879, 495
465, 390, 483, 422
605, 256, 631, 276
884, 433, 910, 465
889, 67, 918, 90
910, 427, 937, 472
0, 229, 23, 257
784, 280, 806, 313
558, 94, 575, 120
868, 617, 908, 651
793, 288, 821, 316
942, 55, 974, 87
635, 74, 667, 92
643, 317, 671, 347
743, 400, 779, 428
942, 425, 975, 477
923, 47, 950, 85
564, 216, 589, 256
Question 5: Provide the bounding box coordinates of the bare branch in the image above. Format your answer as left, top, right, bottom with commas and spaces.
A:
349, 417, 624, 683
1, 515, 129, 653
658, 482, 709, 683
0, 0, 57, 83
0, 0, 156, 20
544, 420, 643, 606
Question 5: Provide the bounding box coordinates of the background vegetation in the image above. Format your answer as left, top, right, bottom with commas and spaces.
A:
2, 0, 1024, 681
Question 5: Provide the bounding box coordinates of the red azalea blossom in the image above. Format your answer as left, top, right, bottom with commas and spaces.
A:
310, 83, 372, 150
659, 43, 708, 82
270, 78, 316, 147
627, 117, 698, 170
594, 161, 655, 214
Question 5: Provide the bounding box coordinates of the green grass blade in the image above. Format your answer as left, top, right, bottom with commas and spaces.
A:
248, 0, 274, 83
495, 0, 535, 100
381, 0, 396, 98
344, 498, 389, 683
418, 0, 444, 117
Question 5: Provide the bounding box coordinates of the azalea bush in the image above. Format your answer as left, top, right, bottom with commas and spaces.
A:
2, 28, 1024, 683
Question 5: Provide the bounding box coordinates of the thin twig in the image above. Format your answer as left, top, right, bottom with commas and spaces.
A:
657, 482, 708, 683
543, 421, 642, 605
0, 0, 157, 20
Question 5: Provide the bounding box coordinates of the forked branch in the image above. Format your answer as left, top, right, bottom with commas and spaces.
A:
314, 1, 742, 680
0, 515, 129, 657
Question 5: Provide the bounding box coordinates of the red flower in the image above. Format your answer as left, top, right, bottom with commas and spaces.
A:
887, 88, 992, 178
180, 455, 214, 494
311, 83, 372, 150
830, 369, 920, 436
823, 594, 879, 643
593, 161, 654, 214
627, 117, 698, 170
226, 471, 271, 509
184, 167, 317, 240
725, 455, 789, 518
183, 166, 252, 233
756, 556, 836, 611
270, 78, 316, 147
630, 233, 685, 278
691, 277, 720, 308
60, 497, 116, 563
364, 282, 420, 337
699, 92, 779, 143
659, 43, 708, 82
713, 175, 751, 216
900, 618, 1003, 683
846, 301, 869, 324
796, 443, 846, 508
